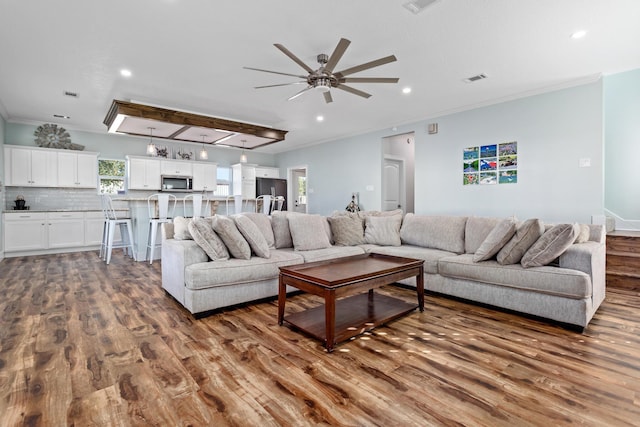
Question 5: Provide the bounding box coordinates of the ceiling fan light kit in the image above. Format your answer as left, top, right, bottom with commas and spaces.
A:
245, 38, 399, 103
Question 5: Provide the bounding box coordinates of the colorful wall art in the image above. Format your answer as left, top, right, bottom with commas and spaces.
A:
463, 141, 518, 185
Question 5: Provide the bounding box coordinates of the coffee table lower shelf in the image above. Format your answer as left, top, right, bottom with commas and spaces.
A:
282, 292, 418, 348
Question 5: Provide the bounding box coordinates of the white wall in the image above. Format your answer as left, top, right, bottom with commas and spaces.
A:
277, 80, 604, 223
604, 68, 640, 229
0, 114, 5, 256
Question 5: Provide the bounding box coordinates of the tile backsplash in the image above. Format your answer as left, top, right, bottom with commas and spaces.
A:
5, 187, 102, 211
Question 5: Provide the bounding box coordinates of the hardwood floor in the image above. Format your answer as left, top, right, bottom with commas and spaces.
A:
1, 251, 639, 426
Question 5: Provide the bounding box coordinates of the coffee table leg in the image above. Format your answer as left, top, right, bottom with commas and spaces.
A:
325, 290, 336, 352
278, 274, 286, 325
417, 267, 425, 312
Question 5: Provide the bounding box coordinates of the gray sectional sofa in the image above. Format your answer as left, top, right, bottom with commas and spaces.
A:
161, 211, 605, 330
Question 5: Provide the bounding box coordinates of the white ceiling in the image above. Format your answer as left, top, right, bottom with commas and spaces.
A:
1, 0, 639, 154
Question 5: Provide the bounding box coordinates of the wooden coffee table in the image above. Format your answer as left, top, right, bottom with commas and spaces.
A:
278, 253, 424, 352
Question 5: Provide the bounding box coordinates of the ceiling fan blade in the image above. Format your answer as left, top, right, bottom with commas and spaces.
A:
339, 77, 399, 84
323, 91, 333, 104
255, 82, 307, 89
243, 66, 307, 79
335, 84, 372, 99
287, 86, 313, 101
274, 44, 314, 73
323, 38, 351, 74
334, 55, 397, 78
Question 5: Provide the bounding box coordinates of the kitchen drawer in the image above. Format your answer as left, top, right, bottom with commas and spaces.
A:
48, 212, 84, 220
4, 212, 47, 221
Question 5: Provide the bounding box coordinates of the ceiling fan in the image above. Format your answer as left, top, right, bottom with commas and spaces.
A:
244, 38, 399, 103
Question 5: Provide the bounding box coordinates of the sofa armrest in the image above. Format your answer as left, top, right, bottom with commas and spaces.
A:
161, 238, 208, 304
559, 241, 606, 304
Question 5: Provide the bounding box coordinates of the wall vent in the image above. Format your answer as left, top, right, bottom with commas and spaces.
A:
403, 0, 439, 14
63, 90, 79, 98
463, 73, 488, 83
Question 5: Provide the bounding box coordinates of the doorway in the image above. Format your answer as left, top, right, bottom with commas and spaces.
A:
288, 167, 308, 213
382, 156, 405, 211
382, 132, 415, 213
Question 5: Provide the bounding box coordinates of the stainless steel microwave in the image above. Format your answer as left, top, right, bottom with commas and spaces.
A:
161, 175, 193, 192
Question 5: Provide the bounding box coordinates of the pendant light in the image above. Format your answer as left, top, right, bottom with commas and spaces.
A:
239, 139, 248, 163
199, 134, 209, 160
146, 127, 156, 155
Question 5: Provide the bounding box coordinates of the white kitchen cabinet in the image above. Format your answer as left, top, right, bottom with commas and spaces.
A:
192, 163, 217, 191
3, 212, 48, 251
47, 212, 85, 248
4, 146, 58, 187
232, 163, 256, 199
160, 160, 192, 176
57, 151, 98, 188
255, 166, 280, 178
127, 156, 161, 190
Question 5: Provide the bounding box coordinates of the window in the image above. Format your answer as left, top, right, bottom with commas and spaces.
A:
98, 159, 125, 194
213, 166, 231, 197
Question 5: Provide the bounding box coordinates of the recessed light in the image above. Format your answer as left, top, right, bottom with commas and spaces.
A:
402, 87, 412, 94
316, 115, 324, 122
571, 30, 587, 39
120, 69, 132, 77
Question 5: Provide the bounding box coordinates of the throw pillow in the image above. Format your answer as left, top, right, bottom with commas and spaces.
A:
272, 210, 294, 249
233, 215, 271, 258
521, 223, 579, 268
173, 216, 193, 240
364, 215, 402, 246
574, 223, 591, 243
327, 215, 365, 246
288, 214, 332, 251
496, 218, 545, 265
188, 218, 229, 261
212, 216, 251, 260
238, 212, 275, 248
473, 218, 517, 262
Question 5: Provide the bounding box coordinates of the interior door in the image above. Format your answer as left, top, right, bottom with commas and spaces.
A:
290, 168, 307, 213
382, 157, 404, 211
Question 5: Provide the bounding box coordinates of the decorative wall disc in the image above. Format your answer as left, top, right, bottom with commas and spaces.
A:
34, 123, 85, 150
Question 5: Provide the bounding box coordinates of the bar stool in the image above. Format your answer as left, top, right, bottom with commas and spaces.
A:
100, 194, 136, 265
255, 195, 272, 214
146, 193, 177, 264
183, 194, 210, 218
273, 196, 285, 212
225, 195, 247, 215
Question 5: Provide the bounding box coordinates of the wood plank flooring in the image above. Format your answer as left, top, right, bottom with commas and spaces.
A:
1, 251, 639, 426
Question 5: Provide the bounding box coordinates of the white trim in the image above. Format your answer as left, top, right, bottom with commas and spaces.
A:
604, 208, 640, 231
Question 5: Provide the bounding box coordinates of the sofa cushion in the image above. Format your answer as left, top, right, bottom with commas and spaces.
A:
497, 218, 545, 265
438, 254, 591, 299
364, 215, 402, 246
365, 244, 455, 274
400, 214, 467, 254
212, 215, 251, 260
327, 215, 365, 246
473, 218, 517, 262
278, 245, 365, 263
238, 212, 275, 248
188, 218, 229, 261
465, 217, 502, 254
521, 223, 579, 268
233, 215, 270, 258
173, 216, 193, 240
288, 214, 332, 251
185, 249, 304, 290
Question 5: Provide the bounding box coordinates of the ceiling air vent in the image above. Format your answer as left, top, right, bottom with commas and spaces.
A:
463, 73, 488, 83
63, 90, 79, 98
403, 0, 440, 14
